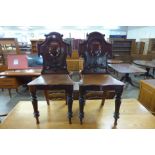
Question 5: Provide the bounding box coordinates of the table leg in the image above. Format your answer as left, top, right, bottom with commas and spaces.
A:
29, 86, 40, 124
137, 68, 154, 79
153, 68, 155, 75
121, 73, 135, 86
145, 68, 154, 78
79, 88, 85, 124
66, 87, 73, 124
114, 87, 123, 126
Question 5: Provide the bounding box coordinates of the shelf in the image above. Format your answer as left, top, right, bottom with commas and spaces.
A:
140, 38, 155, 54
0, 38, 20, 66
30, 39, 44, 53
109, 38, 136, 56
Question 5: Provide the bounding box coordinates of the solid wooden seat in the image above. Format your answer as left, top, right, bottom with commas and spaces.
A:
79, 32, 115, 104
38, 32, 71, 105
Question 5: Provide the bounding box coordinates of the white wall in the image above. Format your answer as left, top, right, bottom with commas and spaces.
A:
127, 26, 155, 41
0, 26, 128, 43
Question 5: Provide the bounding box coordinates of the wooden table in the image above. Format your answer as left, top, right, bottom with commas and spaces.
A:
0, 69, 41, 94
0, 69, 41, 77
108, 63, 146, 86
0, 69, 41, 117
79, 74, 124, 125
133, 60, 155, 78
28, 74, 74, 124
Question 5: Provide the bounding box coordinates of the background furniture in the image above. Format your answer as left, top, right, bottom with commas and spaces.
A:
109, 38, 136, 57
66, 50, 84, 71
0, 69, 41, 96
0, 76, 21, 97
140, 38, 155, 55
139, 79, 155, 114
133, 60, 155, 78
0, 38, 20, 66
108, 63, 146, 86
30, 39, 44, 53
135, 41, 145, 54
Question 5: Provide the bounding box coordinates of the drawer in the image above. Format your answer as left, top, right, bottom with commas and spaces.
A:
0, 77, 20, 86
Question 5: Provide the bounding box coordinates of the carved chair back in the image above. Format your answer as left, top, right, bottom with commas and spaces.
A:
79, 32, 112, 74
38, 32, 71, 74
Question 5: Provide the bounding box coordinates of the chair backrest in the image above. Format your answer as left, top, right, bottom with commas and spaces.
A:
79, 32, 112, 74
38, 32, 71, 74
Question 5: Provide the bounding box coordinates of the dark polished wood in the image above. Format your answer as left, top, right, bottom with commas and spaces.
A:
108, 63, 146, 86
28, 74, 73, 124
38, 32, 71, 74
78, 32, 114, 103
37, 32, 71, 104
79, 74, 124, 125
79, 32, 112, 74
78, 32, 124, 125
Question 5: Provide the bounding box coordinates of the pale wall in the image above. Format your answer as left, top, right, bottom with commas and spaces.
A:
127, 26, 155, 41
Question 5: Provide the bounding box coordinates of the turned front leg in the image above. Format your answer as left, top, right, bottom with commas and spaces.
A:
66, 87, 73, 124
114, 86, 123, 126
79, 87, 85, 124
29, 86, 40, 124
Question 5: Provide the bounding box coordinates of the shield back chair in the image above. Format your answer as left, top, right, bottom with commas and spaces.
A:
37, 32, 71, 105
78, 32, 115, 106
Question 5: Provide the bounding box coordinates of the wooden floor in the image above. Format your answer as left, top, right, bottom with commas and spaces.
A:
1, 99, 155, 129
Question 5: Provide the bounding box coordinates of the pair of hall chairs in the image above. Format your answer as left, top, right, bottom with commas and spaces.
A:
37, 31, 115, 105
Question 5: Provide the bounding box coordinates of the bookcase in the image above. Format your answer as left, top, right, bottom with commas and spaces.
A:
0, 38, 20, 66
0, 53, 5, 66
140, 38, 155, 55
109, 39, 136, 57
135, 42, 145, 54
30, 39, 44, 53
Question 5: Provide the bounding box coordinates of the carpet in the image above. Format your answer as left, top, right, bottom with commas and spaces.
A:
1, 99, 155, 129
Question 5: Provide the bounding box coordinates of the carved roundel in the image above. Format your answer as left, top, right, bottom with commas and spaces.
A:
48, 42, 61, 57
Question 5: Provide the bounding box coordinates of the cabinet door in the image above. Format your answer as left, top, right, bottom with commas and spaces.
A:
139, 81, 155, 112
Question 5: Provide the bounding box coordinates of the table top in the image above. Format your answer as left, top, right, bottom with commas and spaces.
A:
108, 63, 146, 74
80, 74, 124, 86
28, 74, 74, 86
133, 60, 155, 68
0, 69, 41, 76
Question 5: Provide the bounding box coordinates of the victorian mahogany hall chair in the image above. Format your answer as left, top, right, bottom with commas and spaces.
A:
37, 32, 71, 105
78, 32, 115, 105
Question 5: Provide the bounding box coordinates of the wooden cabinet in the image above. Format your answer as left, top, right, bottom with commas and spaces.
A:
0, 53, 5, 66
135, 42, 145, 54
109, 39, 136, 56
140, 38, 155, 54
66, 58, 83, 71
0, 38, 20, 66
66, 49, 83, 71
139, 79, 155, 113
30, 39, 44, 53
